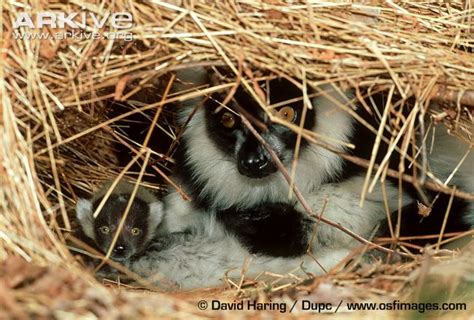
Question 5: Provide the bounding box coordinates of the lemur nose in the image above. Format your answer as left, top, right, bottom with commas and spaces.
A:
113, 245, 126, 254
239, 153, 277, 179
241, 154, 269, 172
238, 139, 278, 178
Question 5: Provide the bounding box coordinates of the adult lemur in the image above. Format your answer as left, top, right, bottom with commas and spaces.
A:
170, 67, 473, 258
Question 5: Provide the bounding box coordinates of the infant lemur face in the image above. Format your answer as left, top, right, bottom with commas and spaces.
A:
204, 78, 316, 179
91, 194, 150, 261
75, 182, 164, 263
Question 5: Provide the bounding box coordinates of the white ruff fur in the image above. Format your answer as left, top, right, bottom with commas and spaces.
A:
115, 130, 472, 289
180, 84, 355, 210
76, 199, 94, 239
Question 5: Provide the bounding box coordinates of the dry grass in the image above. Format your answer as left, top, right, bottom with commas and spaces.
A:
1, 0, 473, 318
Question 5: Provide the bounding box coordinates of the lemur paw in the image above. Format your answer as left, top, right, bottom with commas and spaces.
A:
217, 202, 314, 257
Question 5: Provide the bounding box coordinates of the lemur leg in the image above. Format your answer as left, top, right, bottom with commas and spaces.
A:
302, 175, 411, 251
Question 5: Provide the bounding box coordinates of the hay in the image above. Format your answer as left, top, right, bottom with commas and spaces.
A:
1, 0, 473, 318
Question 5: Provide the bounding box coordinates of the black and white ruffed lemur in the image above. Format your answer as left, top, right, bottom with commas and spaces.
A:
165, 67, 473, 260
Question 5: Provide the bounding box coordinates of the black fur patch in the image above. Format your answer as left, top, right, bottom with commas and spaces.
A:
218, 202, 313, 257
382, 194, 471, 245
175, 77, 317, 208
177, 79, 471, 258
338, 92, 396, 182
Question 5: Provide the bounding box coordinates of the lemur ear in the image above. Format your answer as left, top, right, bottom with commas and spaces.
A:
174, 67, 209, 90
148, 201, 165, 232
75, 199, 94, 239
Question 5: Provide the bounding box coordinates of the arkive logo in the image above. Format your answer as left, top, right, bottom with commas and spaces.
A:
12, 10, 134, 41
13, 11, 133, 29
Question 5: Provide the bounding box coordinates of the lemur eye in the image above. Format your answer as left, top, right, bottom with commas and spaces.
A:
99, 226, 110, 234
131, 228, 141, 236
220, 112, 236, 129
277, 106, 296, 123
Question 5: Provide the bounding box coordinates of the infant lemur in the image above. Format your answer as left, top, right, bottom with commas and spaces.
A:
76, 181, 333, 289
75, 181, 164, 262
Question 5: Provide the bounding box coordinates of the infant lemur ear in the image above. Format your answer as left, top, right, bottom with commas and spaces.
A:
146, 201, 165, 241
75, 198, 94, 239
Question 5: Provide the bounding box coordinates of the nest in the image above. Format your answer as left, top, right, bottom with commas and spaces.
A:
1, 1, 473, 318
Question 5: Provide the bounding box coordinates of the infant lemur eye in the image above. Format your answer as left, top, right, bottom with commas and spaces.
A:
131, 228, 141, 236
277, 106, 296, 123
99, 226, 110, 234
220, 112, 236, 129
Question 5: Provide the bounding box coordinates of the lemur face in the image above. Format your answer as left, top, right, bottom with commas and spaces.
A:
177, 69, 354, 209
90, 194, 151, 261
204, 78, 316, 179
76, 187, 165, 263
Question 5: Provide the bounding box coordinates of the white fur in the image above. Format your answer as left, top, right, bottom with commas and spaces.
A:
129, 235, 351, 290
124, 69, 473, 289
128, 205, 352, 290
126, 72, 404, 288
302, 175, 412, 250
176, 68, 472, 226
158, 191, 214, 234
146, 202, 165, 243
76, 198, 94, 239
90, 129, 472, 289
